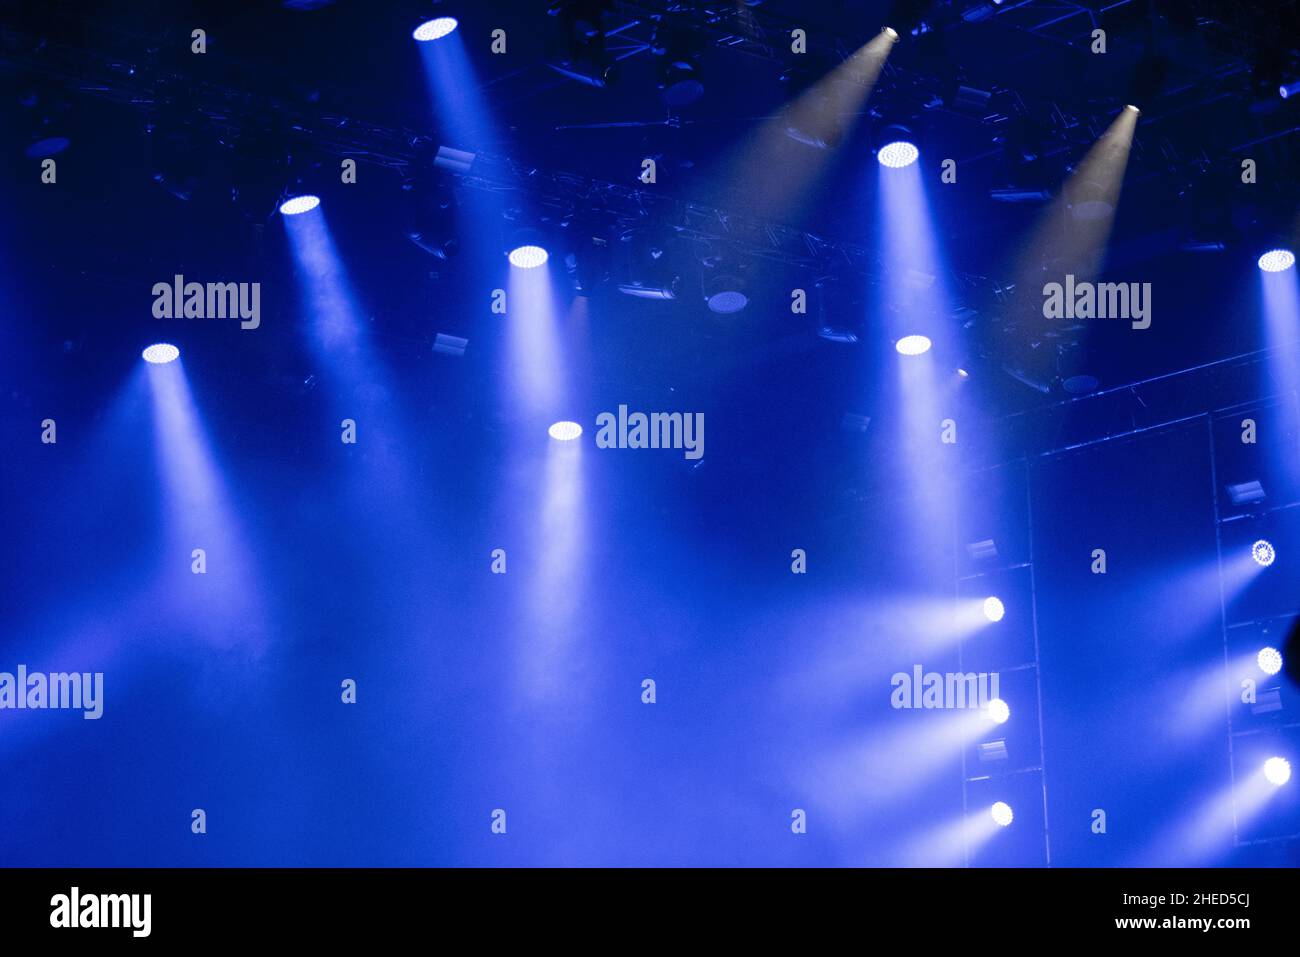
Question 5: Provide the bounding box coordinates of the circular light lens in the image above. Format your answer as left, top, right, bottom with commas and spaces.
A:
895, 334, 932, 356
986, 698, 1010, 724
548, 421, 583, 441
1258, 249, 1296, 273
1252, 539, 1276, 567
877, 140, 919, 169
413, 17, 458, 42
1264, 756, 1292, 786
707, 290, 749, 315
1257, 646, 1283, 676
990, 801, 1014, 827
142, 343, 180, 364
279, 194, 320, 216
508, 245, 549, 269
983, 596, 1005, 622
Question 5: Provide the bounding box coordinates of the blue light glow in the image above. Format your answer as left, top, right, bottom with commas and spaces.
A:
279, 194, 321, 216
878, 140, 919, 169
142, 343, 180, 364
509, 244, 549, 269
413, 17, 458, 42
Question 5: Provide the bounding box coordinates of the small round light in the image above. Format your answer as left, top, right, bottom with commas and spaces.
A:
279, 194, 320, 216
413, 17, 458, 42
957, 368, 970, 378
1258, 249, 1295, 273
895, 334, 932, 356
706, 290, 749, 315
877, 140, 919, 169
990, 801, 1014, 827
509, 245, 549, 269
1257, 647, 1283, 676
1252, 539, 1276, 567
883, 26, 899, 42
548, 421, 582, 441
983, 596, 1005, 623
986, 698, 1010, 724
1263, 756, 1292, 786
142, 343, 180, 364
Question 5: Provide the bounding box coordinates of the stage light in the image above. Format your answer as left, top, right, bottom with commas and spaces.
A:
705, 276, 749, 315
957, 368, 970, 378
142, 343, 180, 364
986, 698, 1010, 724
279, 194, 321, 216
1263, 756, 1291, 786
883, 27, 900, 42
983, 596, 1005, 622
877, 140, 919, 169
1252, 539, 1276, 567
895, 334, 932, 356
1258, 646, 1283, 676
990, 801, 1014, 827
413, 17, 458, 42
509, 245, 549, 269
1258, 249, 1296, 272
548, 421, 583, 442
1281, 80, 1300, 99
1125, 104, 1141, 114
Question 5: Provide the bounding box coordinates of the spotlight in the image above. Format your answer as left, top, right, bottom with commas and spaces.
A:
877, 140, 919, 169
1252, 539, 1276, 567
1258, 646, 1283, 676
1281, 80, 1300, 99
413, 17, 458, 42
509, 245, 549, 269
1258, 249, 1296, 272
983, 596, 1005, 622
990, 801, 1014, 827
704, 275, 748, 315
1125, 104, 1141, 114
142, 343, 180, 365
1263, 756, 1292, 786
279, 194, 321, 216
985, 698, 1010, 724
895, 334, 932, 356
548, 421, 583, 441
883, 27, 900, 42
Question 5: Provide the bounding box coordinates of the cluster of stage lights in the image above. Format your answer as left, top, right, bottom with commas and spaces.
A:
412, 17, 458, 42
142, 343, 180, 364
279, 194, 320, 216
548, 421, 583, 441
1258, 249, 1296, 273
